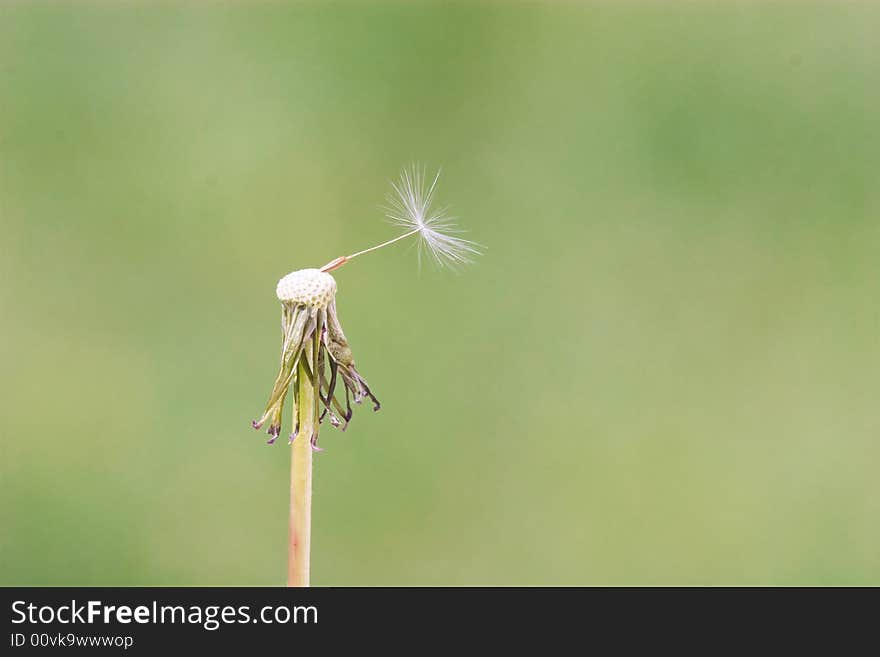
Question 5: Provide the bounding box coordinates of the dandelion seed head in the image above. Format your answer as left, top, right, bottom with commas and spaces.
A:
276, 268, 337, 309
384, 164, 483, 270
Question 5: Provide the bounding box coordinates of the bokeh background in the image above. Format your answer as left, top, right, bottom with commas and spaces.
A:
2, 1, 879, 585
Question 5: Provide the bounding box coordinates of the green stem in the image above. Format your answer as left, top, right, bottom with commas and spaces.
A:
288, 348, 316, 587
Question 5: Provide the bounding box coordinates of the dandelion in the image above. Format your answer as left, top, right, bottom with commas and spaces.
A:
253, 165, 481, 586
252, 268, 378, 586
251, 269, 379, 449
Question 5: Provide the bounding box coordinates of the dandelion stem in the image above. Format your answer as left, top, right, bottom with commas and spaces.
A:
320, 229, 420, 273
288, 351, 315, 587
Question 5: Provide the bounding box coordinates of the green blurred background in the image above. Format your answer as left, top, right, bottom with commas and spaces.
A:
2, 1, 879, 585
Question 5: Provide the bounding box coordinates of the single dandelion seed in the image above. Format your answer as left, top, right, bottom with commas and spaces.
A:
320, 164, 483, 273
253, 165, 481, 587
